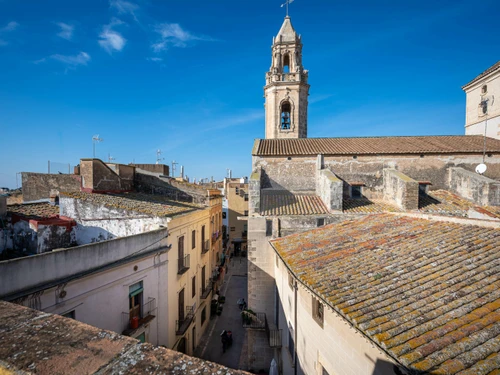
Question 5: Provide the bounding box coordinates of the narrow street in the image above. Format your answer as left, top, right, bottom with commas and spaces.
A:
195, 255, 248, 370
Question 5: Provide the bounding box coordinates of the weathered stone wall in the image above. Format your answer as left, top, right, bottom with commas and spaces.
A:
316, 169, 343, 211
383, 169, 419, 210
81, 159, 133, 192
249, 169, 261, 215
21, 173, 81, 202
449, 167, 500, 206
131, 163, 169, 176
254, 153, 500, 198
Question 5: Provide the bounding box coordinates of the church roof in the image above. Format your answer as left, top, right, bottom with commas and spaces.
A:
275, 16, 299, 43
253, 135, 500, 156
462, 61, 500, 90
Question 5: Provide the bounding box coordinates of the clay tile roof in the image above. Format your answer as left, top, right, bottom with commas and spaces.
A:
462, 61, 500, 89
8, 202, 59, 219
260, 190, 329, 216
60, 191, 202, 217
0, 301, 250, 375
271, 214, 500, 374
253, 136, 500, 156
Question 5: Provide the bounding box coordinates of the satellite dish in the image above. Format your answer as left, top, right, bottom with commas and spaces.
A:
476, 163, 487, 174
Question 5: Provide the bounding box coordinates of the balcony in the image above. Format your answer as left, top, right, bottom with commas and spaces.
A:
176, 305, 194, 336
241, 311, 282, 348
269, 328, 282, 348
121, 297, 156, 336
200, 279, 213, 300
177, 254, 190, 275
201, 240, 210, 255
211, 231, 220, 244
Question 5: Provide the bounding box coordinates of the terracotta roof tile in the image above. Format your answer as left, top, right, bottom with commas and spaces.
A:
254, 136, 500, 156
271, 214, 500, 374
60, 191, 202, 217
0, 301, 250, 375
7, 203, 60, 219
462, 61, 500, 89
260, 190, 329, 215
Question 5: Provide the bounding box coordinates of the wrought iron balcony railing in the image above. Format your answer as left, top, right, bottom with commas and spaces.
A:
177, 254, 190, 275
121, 297, 156, 335
176, 305, 194, 336
200, 279, 213, 300
201, 240, 210, 254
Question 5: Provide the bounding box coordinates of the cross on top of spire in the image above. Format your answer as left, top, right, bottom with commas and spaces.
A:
281, 0, 294, 17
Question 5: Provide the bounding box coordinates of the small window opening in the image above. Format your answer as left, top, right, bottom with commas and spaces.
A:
418, 184, 428, 196
266, 219, 273, 236
283, 54, 290, 73
281, 102, 291, 130
351, 186, 362, 199
482, 85, 487, 94
317, 218, 325, 227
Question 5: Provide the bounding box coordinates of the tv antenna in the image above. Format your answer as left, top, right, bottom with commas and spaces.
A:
107, 153, 115, 163
156, 149, 165, 165
479, 94, 495, 163
92, 135, 103, 158
171, 160, 178, 178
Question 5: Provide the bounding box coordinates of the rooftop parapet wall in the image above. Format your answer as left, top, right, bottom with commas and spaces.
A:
80, 159, 134, 192
316, 166, 343, 212
21, 173, 81, 202
130, 163, 169, 176
449, 167, 500, 206
383, 169, 419, 211
0, 227, 168, 300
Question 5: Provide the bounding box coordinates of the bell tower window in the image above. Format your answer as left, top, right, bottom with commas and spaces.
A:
283, 54, 290, 73
281, 102, 291, 130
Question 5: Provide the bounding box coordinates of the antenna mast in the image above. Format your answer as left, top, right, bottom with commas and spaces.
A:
92, 135, 103, 158
156, 149, 165, 165
171, 160, 178, 178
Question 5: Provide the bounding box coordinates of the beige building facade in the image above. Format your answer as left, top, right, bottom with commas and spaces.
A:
463, 61, 500, 140
226, 178, 249, 255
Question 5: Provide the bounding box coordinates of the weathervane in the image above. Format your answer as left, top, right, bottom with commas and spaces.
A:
281, 0, 294, 17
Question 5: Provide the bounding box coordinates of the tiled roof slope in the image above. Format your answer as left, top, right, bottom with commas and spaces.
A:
254, 135, 500, 156
462, 61, 500, 89
8, 203, 59, 219
260, 190, 329, 215
343, 190, 500, 218
271, 214, 500, 374
0, 301, 250, 375
61, 191, 202, 217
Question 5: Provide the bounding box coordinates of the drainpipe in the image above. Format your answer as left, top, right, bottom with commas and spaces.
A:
294, 280, 298, 375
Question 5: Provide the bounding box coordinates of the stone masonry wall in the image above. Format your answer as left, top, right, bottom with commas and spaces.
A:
81, 159, 133, 192
383, 169, 419, 210
249, 169, 261, 215
22, 173, 81, 202
449, 167, 500, 206
316, 169, 343, 211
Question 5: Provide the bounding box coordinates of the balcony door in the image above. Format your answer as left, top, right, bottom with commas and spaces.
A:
178, 236, 184, 265
201, 266, 206, 292
178, 288, 185, 322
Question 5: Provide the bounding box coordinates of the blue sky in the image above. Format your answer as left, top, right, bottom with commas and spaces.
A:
0, 0, 499, 188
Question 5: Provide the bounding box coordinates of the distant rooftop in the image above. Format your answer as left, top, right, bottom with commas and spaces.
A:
253, 135, 500, 157
260, 191, 329, 216
0, 301, 250, 375
462, 60, 500, 89
8, 202, 59, 220
61, 191, 203, 217
271, 214, 500, 374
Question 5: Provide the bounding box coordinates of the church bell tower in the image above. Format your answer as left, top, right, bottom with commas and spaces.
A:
264, 16, 309, 139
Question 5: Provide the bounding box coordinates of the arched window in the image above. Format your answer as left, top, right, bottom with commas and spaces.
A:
283, 54, 290, 73
281, 102, 291, 130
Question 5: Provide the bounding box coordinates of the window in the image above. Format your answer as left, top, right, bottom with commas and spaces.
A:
235, 187, 239, 195
351, 186, 362, 199
191, 230, 196, 249
312, 296, 324, 327
419, 184, 428, 195
222, 212, 227, 219
136, 332, 146, 343
317, 218, 325, 227
61, 310, 75, 319
230, 227, 235, 231
129, 281, 143, 321
244, 210, 248, 216
178, 236, 185, 261
266, 219, 273, 236
192, 276, 196, 298
482, 85, 488, 94
288, 272, 294, 289
201, 225, 205, 245
281, 102, 291, 130
178, 288, 185, 322
201, 306, 207, 325
288, 323, 295, 361
244, 194, 249, 201
283, 53, 290, 73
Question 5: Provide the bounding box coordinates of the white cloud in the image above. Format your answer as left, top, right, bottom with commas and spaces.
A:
152, 23, 214, 52
146, 57, 163, 62
98, 19, 126, 54
1, 21, 19, 32
110, 0, 139, 22
50, 52, 91, 66
56, 22, 74, 40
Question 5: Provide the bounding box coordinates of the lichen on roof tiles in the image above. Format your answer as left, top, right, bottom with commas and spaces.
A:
60, 191, 203, 217
7, 203, 59, 219
260, 190, 329, 216
271, 214, 500, 374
